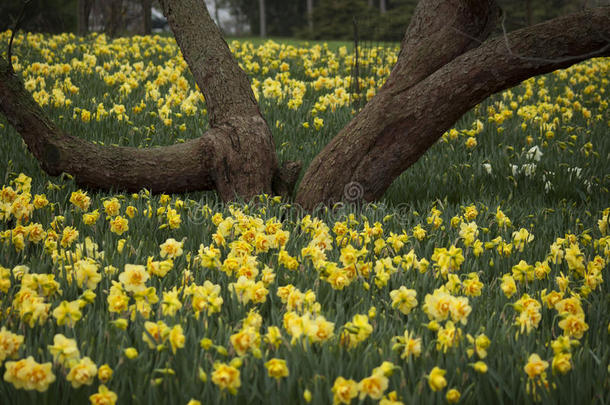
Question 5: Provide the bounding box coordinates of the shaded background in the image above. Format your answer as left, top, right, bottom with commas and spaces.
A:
0, 0, 600, 40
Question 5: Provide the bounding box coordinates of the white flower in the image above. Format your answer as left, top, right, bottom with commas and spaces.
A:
482, 163, 492, 174
584, 180, 592, 193
543, 172, 554, 193
526, 145, 543, 161
567, 167, 582, 179
511, 164, 520, 176
522, 163, 536, 178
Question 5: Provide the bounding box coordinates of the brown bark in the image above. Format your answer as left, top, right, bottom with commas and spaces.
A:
159, 0, 279, 200
389, 0, 500, 94
77, 0, 94, 36
159, 0, 260, 127
142, 0, 152, 35
104, 0, 124, 37
296, 0, 502, 207
294, 5, 610, 209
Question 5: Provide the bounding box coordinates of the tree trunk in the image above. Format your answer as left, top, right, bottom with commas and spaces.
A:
104, 0, 124, 37
380, 0, 387, 14
77, 0, 93, 36
142, 0, 152, 35
307, 0, 314, 34
0, 1, 608, 208
259, 0, 266, 38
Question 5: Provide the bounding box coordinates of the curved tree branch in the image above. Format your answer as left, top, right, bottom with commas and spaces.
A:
295, 6, 610, 209
0, 57, 215, 193
296, 0, 502, 207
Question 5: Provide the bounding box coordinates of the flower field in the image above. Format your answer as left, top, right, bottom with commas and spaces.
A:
0, 31, 609, 404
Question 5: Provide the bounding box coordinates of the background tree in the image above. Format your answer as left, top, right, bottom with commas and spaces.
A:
259, 0, 266, 37
307, 0, 370, 40
307, 0, 314, 35
496, 0, 584, 30
0, 0, 608, 210
103, 0, 125, 37
212, 0, 224, 31
77, 0, 94, 35
0, 0, 77, 33
141, 0, 152, 35
225, 0, 307, 37
375, 0, 418, 40
0, 0, 591, 36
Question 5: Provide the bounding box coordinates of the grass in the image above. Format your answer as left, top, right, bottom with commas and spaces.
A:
0, 30, 608, 405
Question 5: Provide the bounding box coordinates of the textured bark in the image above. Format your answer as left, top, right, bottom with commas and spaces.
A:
159, 0, 279, 200
388, 0, 500, 93
296, 0, 501, 207
295, 5, 610, 209
159, 0, 260, 127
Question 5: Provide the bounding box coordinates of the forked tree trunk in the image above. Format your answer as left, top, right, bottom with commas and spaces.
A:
0, 1, 608, 208
294, 4, 610, 209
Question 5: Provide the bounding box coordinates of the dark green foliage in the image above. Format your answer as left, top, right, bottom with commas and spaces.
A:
223, 0, 309, 37
306, 0, 370, 40
373, 0, 418, 41
496, 0, 583, 31
0, 0, 77, 33
224, 0, 586, 41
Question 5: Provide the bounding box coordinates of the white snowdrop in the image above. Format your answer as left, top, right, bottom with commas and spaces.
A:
526, 145, 543, 161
